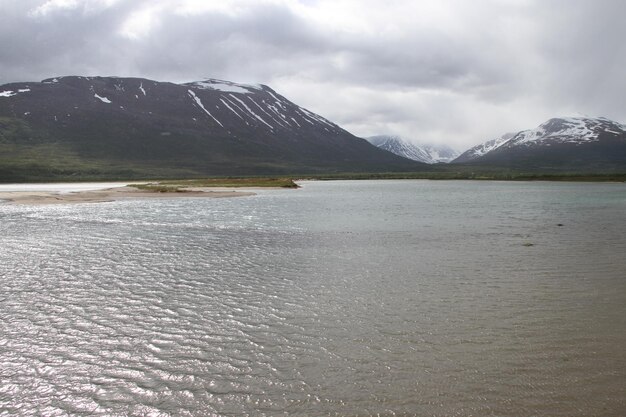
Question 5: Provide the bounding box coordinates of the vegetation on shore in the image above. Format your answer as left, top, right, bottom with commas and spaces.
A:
298, 170, 626, 182
130, 171, 626, 193
159, 177, 299, 188
130, 177, 299, 192
131, 184, 191, 193
3, 168, 626, 186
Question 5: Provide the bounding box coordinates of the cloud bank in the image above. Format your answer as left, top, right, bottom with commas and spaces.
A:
1, 0, 625, 149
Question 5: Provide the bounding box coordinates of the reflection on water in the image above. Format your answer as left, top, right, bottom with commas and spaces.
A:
1, 180, 625, 416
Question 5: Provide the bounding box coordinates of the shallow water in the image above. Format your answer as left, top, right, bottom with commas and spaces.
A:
1, 180, 625, 416
0, 182, 130, 193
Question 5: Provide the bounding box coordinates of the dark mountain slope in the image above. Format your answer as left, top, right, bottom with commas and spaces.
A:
0, 76, 425, 180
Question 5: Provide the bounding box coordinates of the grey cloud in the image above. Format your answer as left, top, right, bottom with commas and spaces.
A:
0, 1, 148, 81
528, 0, 626, 119
128, 4, 332, 82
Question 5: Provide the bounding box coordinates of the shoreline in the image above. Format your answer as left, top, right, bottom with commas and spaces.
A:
0, 185, 256, 205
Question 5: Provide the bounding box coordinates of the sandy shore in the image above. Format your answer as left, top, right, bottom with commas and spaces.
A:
0, 186, 256, 205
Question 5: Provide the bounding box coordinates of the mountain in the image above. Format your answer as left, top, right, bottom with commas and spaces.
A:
453, 117, 626, 171
0, 76, 424, 181
366, 135, 459, 163
419, 143, 460, 163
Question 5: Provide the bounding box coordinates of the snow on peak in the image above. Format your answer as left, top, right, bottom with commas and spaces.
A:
186, 79, 262, 94
507, 116, 623, 147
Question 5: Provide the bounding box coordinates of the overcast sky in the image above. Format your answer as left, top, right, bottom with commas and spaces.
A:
1, 0, 625, 150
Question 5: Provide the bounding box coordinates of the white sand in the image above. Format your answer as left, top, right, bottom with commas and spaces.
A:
0, 185, 255, 205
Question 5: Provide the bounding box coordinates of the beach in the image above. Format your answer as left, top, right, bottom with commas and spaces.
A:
0, 185, 255, 205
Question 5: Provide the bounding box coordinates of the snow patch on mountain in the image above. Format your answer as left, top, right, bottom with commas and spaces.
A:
188, 90, 223, 127
0, 88, 31, 98
94, 94, 111, 103
187, 79, 262, 94
229, 94, 274, 130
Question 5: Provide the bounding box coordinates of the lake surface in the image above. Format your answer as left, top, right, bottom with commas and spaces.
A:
1, 180, 625, 416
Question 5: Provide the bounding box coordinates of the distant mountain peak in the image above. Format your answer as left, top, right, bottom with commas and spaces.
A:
366, 135, 459, 164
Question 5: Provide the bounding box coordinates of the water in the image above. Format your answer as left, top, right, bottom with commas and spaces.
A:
1, 180, 625, 416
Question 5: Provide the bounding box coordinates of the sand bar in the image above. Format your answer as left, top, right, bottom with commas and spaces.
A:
0, 185, 255, 205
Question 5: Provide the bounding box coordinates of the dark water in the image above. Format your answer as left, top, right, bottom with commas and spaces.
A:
1, 180, 625, 416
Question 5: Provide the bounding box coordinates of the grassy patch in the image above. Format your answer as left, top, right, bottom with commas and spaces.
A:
160, 177, 299, 188
128, 177, 299, 192
131, 184, 190, 193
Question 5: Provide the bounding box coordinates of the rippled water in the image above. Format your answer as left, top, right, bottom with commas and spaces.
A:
1, 180, 625, 416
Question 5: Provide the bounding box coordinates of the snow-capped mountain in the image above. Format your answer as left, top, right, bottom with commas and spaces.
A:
453, 117, 626, 169
0, 76, 422, 179
420, 143, 460, 163
366, 135, 459, 164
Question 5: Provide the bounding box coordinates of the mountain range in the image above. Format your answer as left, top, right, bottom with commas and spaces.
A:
453, 116, 626, 171
1, 76, 625, 181
0, 76, 423, 180
366, 135, 459, 164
